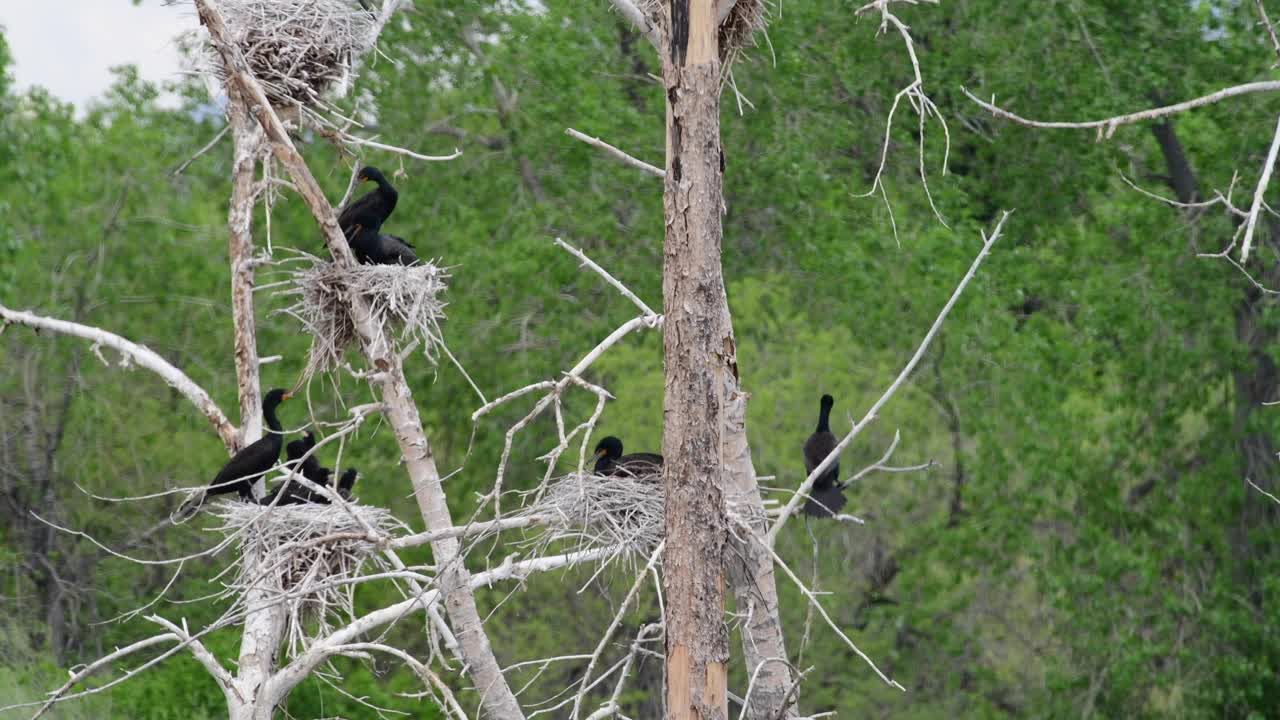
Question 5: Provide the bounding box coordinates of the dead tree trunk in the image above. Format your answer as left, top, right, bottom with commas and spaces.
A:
227, 105, 263, 453
660, 2, 731, 718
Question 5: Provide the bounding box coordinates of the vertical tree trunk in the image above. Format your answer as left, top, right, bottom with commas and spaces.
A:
722, 384, 797, 718
227, 105, 263, 452
661, 2, 731, 718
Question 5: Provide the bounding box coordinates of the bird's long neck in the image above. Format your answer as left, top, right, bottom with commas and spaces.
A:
263, 403, 283, 434
816, 405, 832, 433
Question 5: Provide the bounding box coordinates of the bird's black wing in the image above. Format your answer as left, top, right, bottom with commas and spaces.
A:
208, 435, 281, 499
613, 452, 664, 479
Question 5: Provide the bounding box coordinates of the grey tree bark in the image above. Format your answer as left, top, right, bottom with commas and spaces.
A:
660, 2, 731, 718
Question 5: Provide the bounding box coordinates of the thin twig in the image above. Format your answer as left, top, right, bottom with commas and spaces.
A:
565, 128, 664, 178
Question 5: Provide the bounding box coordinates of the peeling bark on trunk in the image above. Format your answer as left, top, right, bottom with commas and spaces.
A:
661, 2, 731, 719
230, 540, 287, 720
227, 106, 263, 453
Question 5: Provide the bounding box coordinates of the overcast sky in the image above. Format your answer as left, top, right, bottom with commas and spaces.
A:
0, 1, 192, 107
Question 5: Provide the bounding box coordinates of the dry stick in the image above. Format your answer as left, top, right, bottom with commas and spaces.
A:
768, 211, 1011, 545
190, 3, 524, 716
1239, 114, 1280, 263
570, 541, 666, 720
565, 128, 665, 178
0, 304, 238, 451
553, 237, 659, 316
961, 81, 1280, 137
1248, 478, 1280, 505
1256, 0, 1280, 66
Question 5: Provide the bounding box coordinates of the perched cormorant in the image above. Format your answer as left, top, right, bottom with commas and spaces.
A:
802, 394, 846, 518
337, 468, 360, 500
350, 232, 418, 266
592, 436, 663, 478
338, 166, 398, 240
179, 388, 291, 518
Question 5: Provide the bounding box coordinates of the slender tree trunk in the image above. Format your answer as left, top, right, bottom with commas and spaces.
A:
722, 384, 797, 718
661, 2, 731, 718
227, 105, 263, 453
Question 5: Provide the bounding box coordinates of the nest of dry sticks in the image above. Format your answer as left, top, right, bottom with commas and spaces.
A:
180, 0, 375, 108
211, 500, 403, 656
522, 471, 666, 561
275, 253, 449, 380
634, 0, 769, 66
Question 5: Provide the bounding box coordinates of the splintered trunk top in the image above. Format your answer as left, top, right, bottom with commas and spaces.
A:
661, 2, 731, 719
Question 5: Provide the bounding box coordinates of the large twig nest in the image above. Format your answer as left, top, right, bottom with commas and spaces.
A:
516, 472, 665, 564
274, 253, 450, 380
212, 500, 403, 657
508, 471, 767, 572
178, 0, 376, 108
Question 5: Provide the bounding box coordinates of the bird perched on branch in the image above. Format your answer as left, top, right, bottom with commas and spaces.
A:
593, 436, 663, 478
338, 166, 397, 238
178, 388, 291, 518
285, 431, 324, 483
802, 394, 846, 518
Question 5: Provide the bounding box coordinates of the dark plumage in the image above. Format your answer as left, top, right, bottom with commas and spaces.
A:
179, 389, 291, 518
592, 436, 663, 478
350, 232, 418, 266
337, 468, 360, 500
802, 394, 845, 518
261, 467, 332, 506
337, 166, 398, 240
285, 431, 324, 483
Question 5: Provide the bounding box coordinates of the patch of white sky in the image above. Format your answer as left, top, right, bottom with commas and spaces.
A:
0, 0, 196, 108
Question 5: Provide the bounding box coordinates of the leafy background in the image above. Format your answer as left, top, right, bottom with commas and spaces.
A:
1, 1, 1279, 717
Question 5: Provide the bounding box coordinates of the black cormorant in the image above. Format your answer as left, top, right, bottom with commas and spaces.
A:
802, 394, 845, 518
350, 232, 419, 266
179, 388, 290, 517
338, 166, 398, 240
592, 436, 663, 478
337, 468, 360, 500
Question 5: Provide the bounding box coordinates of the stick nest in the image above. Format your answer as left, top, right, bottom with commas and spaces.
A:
275, 253, 450, 381
180, 0, 375, 108
507, 472, 767, 572
211, 500, 404, 657
635, 0, 769, 64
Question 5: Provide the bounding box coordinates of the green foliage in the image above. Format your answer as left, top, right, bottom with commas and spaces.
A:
3, 0, 1280, 717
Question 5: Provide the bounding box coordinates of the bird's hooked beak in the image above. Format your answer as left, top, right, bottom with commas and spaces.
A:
593, 448, 607, 459
282, 391, 293, 401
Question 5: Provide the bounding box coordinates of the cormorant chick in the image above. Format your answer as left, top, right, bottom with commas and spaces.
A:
179, 389, 290, 518
802, 394, 846, 518
592, 436, 663, 478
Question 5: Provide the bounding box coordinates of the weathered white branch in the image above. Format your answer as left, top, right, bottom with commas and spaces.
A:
768, 211, 1010, 543
554, 237, 659, 316
1239, 114, 1280, 263
963, 81, 1280, 138
565, 128, 665, 178
0, 304, 238, 451
227, 105, 265, 450
146, 616, 235, 690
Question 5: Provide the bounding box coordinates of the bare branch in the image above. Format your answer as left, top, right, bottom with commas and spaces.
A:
1257, 0, 1280, 66
768, 212, 1011, 543
608, 0, 661, 49
146, 616, 235, 689
962, 81, 1280, 138
554, 237, 659, 316
0, 304, 238, 451
565, 128, 665, 178
1248, 478, 1280, 504
1239, 114, 1280, 263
